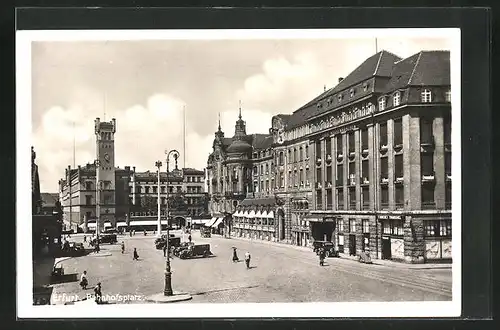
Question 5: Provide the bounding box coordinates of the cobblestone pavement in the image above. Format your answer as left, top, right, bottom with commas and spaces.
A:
49, 230, 452, 304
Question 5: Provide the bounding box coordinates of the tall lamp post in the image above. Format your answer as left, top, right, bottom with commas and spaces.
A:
164, 149, 180, 297
155, 161, 162, 237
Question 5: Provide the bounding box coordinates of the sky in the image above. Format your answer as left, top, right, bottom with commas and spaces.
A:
31, 34, 452, 192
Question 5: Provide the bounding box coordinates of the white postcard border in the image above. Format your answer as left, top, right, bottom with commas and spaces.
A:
17, 27, 461, 318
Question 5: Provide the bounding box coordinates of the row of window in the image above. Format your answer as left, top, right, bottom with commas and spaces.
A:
135, 185, 204, 194
316, 82, 371, 110
186, 176, 203, 183
99, 132, 113, 140
378, 89, 451, 111
316, 182, 451, 211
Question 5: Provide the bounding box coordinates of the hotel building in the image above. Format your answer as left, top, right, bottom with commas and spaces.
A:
206, 50, 452, 263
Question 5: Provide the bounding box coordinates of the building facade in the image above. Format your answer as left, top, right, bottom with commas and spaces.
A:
206, 50, 452, 263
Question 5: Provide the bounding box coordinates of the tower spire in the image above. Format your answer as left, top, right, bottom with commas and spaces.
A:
218, 113, 221, 131
238, 100, 242, 119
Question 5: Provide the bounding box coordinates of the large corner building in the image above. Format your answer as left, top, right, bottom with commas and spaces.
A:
206, 50, 452, 263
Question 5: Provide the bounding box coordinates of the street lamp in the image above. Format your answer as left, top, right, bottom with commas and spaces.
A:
164, 149, 180, 296
155, 161, 162, 237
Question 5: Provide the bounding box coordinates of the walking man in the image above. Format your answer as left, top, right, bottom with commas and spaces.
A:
232, 247, 239, 263
188, 234, 192, 243
133, 248, 139, 260
83, 235, 86, 243
121, 241, 125, 254
244, 251, 251, 269
94, 282, 102, 304
163, 243, 167, 257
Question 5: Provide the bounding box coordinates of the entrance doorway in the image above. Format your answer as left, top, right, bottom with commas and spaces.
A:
277, 209, 285, 241
381, 236, 392, 260
349, 234, 356, 256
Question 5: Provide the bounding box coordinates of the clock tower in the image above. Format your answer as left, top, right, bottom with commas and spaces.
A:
94, 117, 117, 229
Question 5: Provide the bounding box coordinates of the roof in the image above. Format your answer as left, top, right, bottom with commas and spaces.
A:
285, 50, 402, 130
227, 139, 252, 153
222, 137, 233, 147
383, 50, 450, 92
41, 193, 59, 207
182, 168, 204, 175
251, 134, 273, 150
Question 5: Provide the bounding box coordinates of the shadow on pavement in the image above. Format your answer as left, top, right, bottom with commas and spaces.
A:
50, 273, 79, 285
191, 285, 260, 296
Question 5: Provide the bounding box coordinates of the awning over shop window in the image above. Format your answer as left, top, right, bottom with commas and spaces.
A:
261, 210, 268, 218
265, 211, 274, 218
192, 219, 211, 225
255, 210, 262, 218
242, 210, 249, 217
233, 211, 242, 217
79, 222, 112, 229
205, 217, 218, 227
247, 210, 256, 218
213, 218, 223, 227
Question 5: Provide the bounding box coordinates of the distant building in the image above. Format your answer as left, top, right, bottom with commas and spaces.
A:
31, 146, 42, 215
40, 193, 61, 216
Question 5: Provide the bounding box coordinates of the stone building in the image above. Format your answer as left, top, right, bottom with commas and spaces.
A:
206, 49, 452, 263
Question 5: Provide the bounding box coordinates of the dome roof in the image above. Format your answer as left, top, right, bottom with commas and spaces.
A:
226, 139, 252, 153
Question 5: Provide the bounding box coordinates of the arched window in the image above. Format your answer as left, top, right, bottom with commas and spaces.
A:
421, 89, 432, 103
393, 92, 401, 107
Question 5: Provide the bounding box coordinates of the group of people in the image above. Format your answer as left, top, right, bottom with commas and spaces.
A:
79, 271, 102, 304
232, 247, 252, 269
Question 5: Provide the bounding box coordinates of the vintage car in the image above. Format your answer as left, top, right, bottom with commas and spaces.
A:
155, 236, 181, 250
200, 226, 211, 238
178, 244, 212, 259
312, 241, 339, 258
172, 242, 194, 256
90, 234, 118, 246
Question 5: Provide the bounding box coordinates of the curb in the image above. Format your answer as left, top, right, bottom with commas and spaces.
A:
146, 292, 193, 303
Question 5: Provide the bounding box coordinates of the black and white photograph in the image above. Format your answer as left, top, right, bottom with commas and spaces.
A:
17, 27, 461, 318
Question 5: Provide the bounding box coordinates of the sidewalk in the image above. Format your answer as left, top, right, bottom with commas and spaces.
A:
209, 234, 451, 270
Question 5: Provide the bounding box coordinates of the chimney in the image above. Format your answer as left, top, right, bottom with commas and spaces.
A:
338, 77, 344, 83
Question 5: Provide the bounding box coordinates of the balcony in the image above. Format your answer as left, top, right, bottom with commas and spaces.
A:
326, 203, 333, 210
306, 180, 310, 186
300, 181, 304, 187
362, 201, 370, 210
446, 174, 452, 181
316, 158, 322, 166
381, 177, 389, 184
394, 143, 403, 152
349, 175, 356, 186
337, 153, 344, 161
422, 201, 436, 210
395, 202, 404, 209
326, 154, 333, 163
326, 181, 332, 188
349, 201, 357, 210
361, 148, 369, 158
394, 176, 404, 184
362, 177, 370, 185
316, 202, 323, 209
381, 202, 389, 210
348, 150, 356, 160
316, 182, 323, 189
380, 144, 389, 153
422, 174, 435, 182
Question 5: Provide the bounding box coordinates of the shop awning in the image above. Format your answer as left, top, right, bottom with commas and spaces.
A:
261, 210, 268, 218
247, 210, 256, 218
213, 218, 223, 227
205, 217, 218, 227
79, 222, 112, 229
255, 210, 262, 218
233, 210, 242, 217
242, 210, 249, 217
192, 219, 211, 225
265, 211, 274, 218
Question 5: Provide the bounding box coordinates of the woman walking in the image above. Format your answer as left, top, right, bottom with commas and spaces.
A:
232, 247, 239, 263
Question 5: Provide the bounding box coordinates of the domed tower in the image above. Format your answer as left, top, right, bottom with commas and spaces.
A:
226, 104, 252, 202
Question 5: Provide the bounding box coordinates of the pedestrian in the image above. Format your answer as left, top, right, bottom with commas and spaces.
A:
94, 282, 102, 304
80, 271, 88, 290
319, 248, 325, 266
121, 241, 125, 254
188, 234, 192, 243
83, 235, 86, 243
163, 243, 167, 257
244, 251, 251, 269
232, 247, 239, 263
133, 248, 139, 260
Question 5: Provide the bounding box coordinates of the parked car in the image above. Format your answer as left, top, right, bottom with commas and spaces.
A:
312, 241, 339, 258
155, 236, 181, 250
178, 244, 212, 259
90, 234, 117, 246
172, 242, 194, 256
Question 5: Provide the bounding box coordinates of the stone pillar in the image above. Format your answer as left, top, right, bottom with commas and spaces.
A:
434, 117, 446, 209
368, 124, 376, 210
354, 129, 361, 210
342, 133, 348, 208
387, 119, 395, 210
83, 213, 89, 233
356, 217, 363, 256
403, 215, 425, 263
238, 165, 244, 193
321, 138, 326, 208
407, 114, 422, 210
